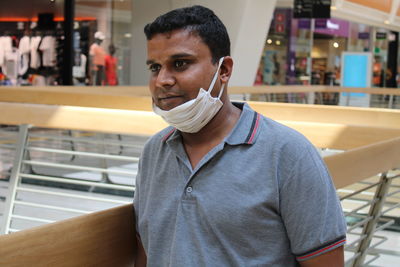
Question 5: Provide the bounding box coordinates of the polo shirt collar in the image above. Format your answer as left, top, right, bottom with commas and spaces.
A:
225, 102, 261, 145
162, 102, 261, 147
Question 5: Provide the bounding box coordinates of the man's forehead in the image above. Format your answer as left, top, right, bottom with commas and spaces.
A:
146, 29, 209, 61
148, 29, 201, 45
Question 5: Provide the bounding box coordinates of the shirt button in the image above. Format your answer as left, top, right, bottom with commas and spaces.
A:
186, 186, 193, 193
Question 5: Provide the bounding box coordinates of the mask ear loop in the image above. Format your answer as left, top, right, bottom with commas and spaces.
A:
208, 57, 225, 94
218, 83, 225, 99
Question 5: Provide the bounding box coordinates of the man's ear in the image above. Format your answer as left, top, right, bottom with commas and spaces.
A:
220, 56, 233, 83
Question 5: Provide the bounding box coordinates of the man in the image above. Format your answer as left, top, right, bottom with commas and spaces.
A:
134, 5, 346, 267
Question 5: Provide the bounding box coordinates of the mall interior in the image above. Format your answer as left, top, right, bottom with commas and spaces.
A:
0, 0, 399, 266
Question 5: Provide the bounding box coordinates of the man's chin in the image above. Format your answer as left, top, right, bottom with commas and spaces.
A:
157, 98, 186, 110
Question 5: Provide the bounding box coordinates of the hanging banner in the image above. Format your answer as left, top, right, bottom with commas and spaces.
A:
339, 52, 372, 107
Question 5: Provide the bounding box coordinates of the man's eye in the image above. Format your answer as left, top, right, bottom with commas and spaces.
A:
149, 64, 161, 73
174, 60, 187, 69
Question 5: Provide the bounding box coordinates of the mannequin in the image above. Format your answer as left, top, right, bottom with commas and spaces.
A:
89, 31, 106, 85
105, 44, 118, 85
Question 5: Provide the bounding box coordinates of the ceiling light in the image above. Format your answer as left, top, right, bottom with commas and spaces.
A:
333, 42, 339, 48
384, 20, 390, 25
267, 39, 272, 44
275, 40, 281, 45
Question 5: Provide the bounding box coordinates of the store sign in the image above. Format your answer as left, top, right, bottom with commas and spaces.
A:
294, 0, 331, 18
327, 20, 339, 30
376, 32, 387, 40
358, 32, 370, 39
275, 12, 285, 23
315, 19, 327, 28
314, 18, 349, 38
298, 19, 311, 29
274, 12, 286, 33
339, 52, 372, 107
275, 24, 285, 33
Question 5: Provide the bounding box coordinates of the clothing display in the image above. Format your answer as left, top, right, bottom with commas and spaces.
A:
0, 36, 12, 67
0, 32, 64, 85
3, 48, 20, 85
18, 36, 30, 75
104, 54, 117, 85
89, 43, 106, 67
92, 65, 104, 86
134, 102, 347, 266
0, 20, 100, 86
30, 36, 42, 69
89, 42, 106, 85
73, 53, 87, 79
39, 36, 56, 67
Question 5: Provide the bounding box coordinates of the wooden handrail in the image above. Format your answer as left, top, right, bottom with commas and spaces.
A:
0, 102, 167, 135
0, 101, 399, 189
249, 101, 400, 130
1, 102, 399, 150
0, 85, 399, 111
1, 88, 400, 130
0, 204, 136, 266
325, 137, 400, 188
229, 85, 400, 95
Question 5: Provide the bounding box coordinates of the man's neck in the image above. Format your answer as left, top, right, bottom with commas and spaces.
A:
181, 101, 241, 147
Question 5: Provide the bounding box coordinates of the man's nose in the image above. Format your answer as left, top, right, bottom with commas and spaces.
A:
155, 67, 175, 88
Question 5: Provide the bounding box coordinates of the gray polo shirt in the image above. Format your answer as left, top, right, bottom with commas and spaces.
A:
134, 102, 346, 266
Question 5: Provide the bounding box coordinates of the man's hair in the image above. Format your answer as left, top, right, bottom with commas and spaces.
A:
144, 5, 230, 64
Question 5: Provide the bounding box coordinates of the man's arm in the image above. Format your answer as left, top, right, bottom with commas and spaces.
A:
134, 234, 147, 267
300, 246, 344, 267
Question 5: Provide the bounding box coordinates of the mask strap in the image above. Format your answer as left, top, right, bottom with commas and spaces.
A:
218, 83, 225, 98
208, 57, 225, 94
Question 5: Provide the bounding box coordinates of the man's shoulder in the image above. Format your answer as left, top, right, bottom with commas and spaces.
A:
258, 114, 311, 146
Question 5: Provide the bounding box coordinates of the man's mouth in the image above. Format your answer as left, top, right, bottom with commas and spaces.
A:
158, 95, 182, 101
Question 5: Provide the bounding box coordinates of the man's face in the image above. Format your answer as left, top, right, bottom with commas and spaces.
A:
146, 29, 219, 111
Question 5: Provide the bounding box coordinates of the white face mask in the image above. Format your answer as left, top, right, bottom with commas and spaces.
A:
153, 57, 225, 133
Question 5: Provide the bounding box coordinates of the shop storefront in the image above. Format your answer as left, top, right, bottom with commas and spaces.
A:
0, 0, 133, 86
258, 8, 399, 92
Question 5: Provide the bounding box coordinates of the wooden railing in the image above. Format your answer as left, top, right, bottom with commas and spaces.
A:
0, 85, 399, 110
0, 101, 399, 186
0, 204, 136, 266
1, 100, 400, 150
0, 95, 399, 266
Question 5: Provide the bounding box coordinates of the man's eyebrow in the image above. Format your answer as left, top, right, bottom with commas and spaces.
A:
146, 59, 155, 65
170, 53, 194, 59
146, 53, 194, 65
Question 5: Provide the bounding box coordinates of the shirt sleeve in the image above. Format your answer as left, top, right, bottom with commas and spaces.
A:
279, 142, 347, 262
133, 156, 143, 235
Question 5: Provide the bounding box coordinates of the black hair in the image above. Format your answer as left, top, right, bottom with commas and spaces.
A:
144, 5, 230, 64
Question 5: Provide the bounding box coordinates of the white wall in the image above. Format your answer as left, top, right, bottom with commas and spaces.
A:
130, 0, 277, 86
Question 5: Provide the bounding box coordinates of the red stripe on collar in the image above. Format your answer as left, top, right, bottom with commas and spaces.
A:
247, 113, 261, 144
162, 128, 176, 142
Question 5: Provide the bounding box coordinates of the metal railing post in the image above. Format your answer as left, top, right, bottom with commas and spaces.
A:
352, 172, 392, 266
0, 124, 30, 234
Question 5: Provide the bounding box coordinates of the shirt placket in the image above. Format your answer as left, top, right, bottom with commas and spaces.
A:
180, 142, 226, 200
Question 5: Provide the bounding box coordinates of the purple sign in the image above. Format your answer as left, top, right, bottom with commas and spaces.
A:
298, 19, 311, 29
358, 32, 370, 39
315, 19, 327, 29
314, 18, 349, 38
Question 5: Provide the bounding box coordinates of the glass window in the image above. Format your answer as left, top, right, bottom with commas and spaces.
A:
75, 0, 133, 86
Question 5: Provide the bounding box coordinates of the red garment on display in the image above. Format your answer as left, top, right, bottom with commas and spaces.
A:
105, 54, 118, 85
